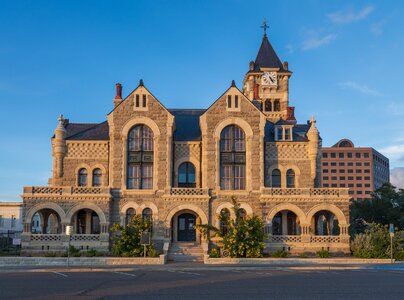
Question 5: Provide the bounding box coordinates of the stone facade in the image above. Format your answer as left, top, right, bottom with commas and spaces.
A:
21, 33, 350, 255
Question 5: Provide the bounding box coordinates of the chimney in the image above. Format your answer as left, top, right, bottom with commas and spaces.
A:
114, 83, 122, 107
253, 84, 260, 100
249, 61, 255, 71
231, 80, 236, 87
283, 61, 289, 71
286, 106, 297, 124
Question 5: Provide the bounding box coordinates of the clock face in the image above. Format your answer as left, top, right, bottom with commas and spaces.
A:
261, 72, 277, 86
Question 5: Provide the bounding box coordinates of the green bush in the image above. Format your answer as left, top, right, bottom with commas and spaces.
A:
110, 215, 155, 257
197, 197, 265, 258
209, 247, 220, 258
147, 245, 159, 257
85, 249, 100, 257
271, 250, 289, 258
44, 252, 57, 257
317, 249, 331, 258
67, 245, 81, 257
351, 223, 404, 259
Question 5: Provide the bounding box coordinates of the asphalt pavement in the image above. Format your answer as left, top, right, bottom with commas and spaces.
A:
0, 265, 403, 299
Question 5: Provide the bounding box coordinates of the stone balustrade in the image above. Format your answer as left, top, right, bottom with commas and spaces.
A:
23, 186, 110, 196
169, 188, 210, 196
261, 188, 349, 198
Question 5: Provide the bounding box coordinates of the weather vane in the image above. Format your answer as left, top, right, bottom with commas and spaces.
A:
261, 18, 269, 36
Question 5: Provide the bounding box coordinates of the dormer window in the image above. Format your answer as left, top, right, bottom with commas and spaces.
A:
275, 125, 293, 141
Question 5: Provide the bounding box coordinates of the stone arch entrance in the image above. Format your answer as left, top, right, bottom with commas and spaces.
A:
165, 205, 208, 244
31, 208, 62, 234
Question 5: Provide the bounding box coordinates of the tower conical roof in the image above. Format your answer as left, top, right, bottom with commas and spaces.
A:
254, 35, 284, 70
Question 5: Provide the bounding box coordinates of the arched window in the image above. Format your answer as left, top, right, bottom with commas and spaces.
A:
92, 168, 102, 187
220, 209, 230, 234
125, 208, 135, 226
142, 208, 153, 223
127, 125, 153, 189
264, 99, 272, 112
271, 169, 281, 188
286, 169, 295, 188
274, 99, 280, 111
178, 162, 196, 188
238, 208, 247, 220
78, 168, 88, 186
220, 125, 246, 190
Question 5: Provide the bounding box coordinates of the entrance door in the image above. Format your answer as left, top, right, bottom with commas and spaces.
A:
177, 213, 196, 242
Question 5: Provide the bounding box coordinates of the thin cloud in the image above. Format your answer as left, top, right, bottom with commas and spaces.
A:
302, 34, 337, 50
328, 5, 374, 25
390, 167, 404, 189
339, 81, 382, 97
379, 144, 404, 162
370, 19, 386, 36
387, 102, 404, 115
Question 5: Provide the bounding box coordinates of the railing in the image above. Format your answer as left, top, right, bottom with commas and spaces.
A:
31, 234, 62, 242
261, 188, 348, 197
310, 235, 341, 243
169, 188, 209, 196
269, 235, 302, 243
30, 234, 101, 242
24, 186, 110, 196
70, 234, 100, 242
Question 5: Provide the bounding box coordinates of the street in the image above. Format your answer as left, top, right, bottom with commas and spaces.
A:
0, 266, 403, 299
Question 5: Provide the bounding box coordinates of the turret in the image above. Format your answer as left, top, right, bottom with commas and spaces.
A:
307, 115, 319, 183
53, 114, 67, 181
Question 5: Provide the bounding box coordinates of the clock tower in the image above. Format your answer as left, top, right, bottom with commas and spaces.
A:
242, 28, 293, 123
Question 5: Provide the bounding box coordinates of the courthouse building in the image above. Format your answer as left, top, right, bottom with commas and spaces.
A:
21, 31, 351, 256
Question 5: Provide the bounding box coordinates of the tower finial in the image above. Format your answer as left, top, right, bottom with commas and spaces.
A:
261, 18, 269, 37
58, 114, 64, 126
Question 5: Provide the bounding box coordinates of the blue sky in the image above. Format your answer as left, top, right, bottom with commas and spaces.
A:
1, 0, 404, 201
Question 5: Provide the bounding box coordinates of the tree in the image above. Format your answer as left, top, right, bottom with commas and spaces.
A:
196, 197, 265, 258
350, 183, 404, 234
110, 215, 157, 257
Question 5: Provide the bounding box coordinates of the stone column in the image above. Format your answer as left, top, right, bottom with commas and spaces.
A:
53, 115, 67, 180
281, 211, 288, 235
307, 116, 319, 187
85, 210, 92, 234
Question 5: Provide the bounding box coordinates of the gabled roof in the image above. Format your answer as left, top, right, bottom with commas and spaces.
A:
253, 35, 284, 71
169, 109, 205, 141
64, 121, 109, 140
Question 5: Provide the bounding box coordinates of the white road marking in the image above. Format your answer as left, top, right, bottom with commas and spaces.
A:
113, 271, 136, 277
53, 272, 68, 277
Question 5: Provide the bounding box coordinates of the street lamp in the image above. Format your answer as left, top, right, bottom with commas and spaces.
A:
66, 225, 72, 268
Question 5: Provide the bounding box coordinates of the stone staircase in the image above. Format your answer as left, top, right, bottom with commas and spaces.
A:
167, 242, 204, 262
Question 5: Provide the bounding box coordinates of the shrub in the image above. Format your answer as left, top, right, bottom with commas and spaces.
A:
110, 215, 155, 257
317, 249, 331, 258
197, 197, 265, 258
44, 252, 57, 257
209, 247, 220, 258
85, 249, 100, 257
351, 223, 404, 259
67, 245, 81, 257
147, 245, 159, 257
271, 250, 289, 258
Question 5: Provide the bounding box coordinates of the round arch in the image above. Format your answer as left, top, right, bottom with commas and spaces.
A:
75, 163, 91, 186
306, 204, 347, 226
25, 202, 66, 224
174, 157, 200, 188
65, 202, 107, 224
120, 201, 141, 226
239, 203, 253, 217
214, 117, 253, 139
120, 117, 161, 191
121, 116, 161, 139
266, 203, 308, 225
267, 164, 286, 187
138, 202, 159, 219
91, 164, 108, 186
165, 204, 208, 226
284, 164, 301, 188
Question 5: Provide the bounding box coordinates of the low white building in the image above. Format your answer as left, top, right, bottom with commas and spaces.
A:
0, 202, 23, 233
